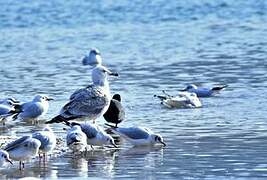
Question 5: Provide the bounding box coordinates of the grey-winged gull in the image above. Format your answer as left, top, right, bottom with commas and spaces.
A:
46, 64, 118, 124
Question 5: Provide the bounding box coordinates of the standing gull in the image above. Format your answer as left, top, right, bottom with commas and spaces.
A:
180, 84, 228, 97
82, 48, 102, 66
0, 150, 13, 167
46, 64, 118, 124
32, 126, 56, 161
103, 94, 125, 127
4, 136, 41, 170
109, 126, 166, 147
13, 95, 53, 121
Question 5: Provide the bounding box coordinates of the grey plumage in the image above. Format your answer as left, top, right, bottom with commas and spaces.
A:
115, 127, 150, 139
4, 136, 31, 151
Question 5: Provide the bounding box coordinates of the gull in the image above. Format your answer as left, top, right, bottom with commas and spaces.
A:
46, 64, 118, 124
180, 84, 228, 97
103, 94, 125, 127
4, 136, 41, 170
13, 95, 53, 121
82, 48, 102, 66
32, 126, 56, 161
0, 149, 13, 167
66, 125, 87, 152
108, 126, 166, 147
63, 121, 117, 148
155, 91, 202, 108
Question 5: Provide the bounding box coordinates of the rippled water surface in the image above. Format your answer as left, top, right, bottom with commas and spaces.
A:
1, 0, 267, 179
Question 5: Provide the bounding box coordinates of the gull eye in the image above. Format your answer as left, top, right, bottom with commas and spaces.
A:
3, 155, 7, 158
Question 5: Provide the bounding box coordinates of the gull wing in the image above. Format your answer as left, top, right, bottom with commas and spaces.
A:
61, 86, 109, 119
4, 136, 31, 151
115, 127, 150, 140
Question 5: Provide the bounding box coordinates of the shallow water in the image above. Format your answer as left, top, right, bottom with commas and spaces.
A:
1, 0, 267, 179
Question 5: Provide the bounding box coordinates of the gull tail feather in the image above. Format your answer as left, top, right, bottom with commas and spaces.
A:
212, 85, 228, 91
45, 115, 66, 124
154, 95, 167, 100
105, 123, 117, 129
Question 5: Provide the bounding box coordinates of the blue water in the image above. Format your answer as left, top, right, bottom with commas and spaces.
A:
0, 0, 267, 179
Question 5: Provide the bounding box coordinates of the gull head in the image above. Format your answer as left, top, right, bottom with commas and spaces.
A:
152, 134, 166, 146
70, 125, 83, 132
82, 48, 102, 66
33, 95, 54, 103
0, 150, 13, 166
182, 84, 198, 91
92, 65, 118, 86
43, 126, 53, 132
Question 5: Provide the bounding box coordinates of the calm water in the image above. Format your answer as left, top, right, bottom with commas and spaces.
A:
1, 0, 267, 179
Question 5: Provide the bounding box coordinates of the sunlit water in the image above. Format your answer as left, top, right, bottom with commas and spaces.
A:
0, 0, 267, 179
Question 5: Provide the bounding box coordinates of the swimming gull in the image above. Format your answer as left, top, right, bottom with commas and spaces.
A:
66, 125, 87, 152
82, 48, 102, 66
103, 94, 125, 127
155, 90, 202, 108
4, 136, 41, 170
0, 150, 13, 167
13, 95, 53, 121
180, 84, 228, 97
108, 126, 166, 147
32, 126, 56, 161
46, 64, 118, 124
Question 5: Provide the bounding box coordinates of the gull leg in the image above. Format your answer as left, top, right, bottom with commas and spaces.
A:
85, 147, 88, 155
19, 161, 22, 170
22, 162, 25, 169
91, 145, 94, 150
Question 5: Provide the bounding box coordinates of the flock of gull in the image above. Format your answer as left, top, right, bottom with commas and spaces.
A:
0, 48, 227, 170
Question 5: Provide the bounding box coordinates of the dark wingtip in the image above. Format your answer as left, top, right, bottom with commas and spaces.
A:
45, 115, 64, 124
212, 84, 228, 91
105, 123, 117, 128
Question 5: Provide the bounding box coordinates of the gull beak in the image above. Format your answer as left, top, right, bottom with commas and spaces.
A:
160, 141, 166, 147
6, 158, 13, 165
46, 97, 54, 101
